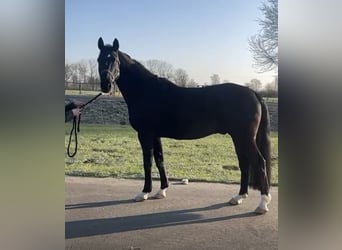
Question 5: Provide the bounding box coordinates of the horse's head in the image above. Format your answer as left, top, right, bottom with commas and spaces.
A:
97, 37, 120, 94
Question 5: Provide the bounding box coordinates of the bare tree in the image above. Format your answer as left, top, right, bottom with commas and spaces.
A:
70, 63, 78, 83
76, 61, 88, 94
78, 60, 88, 83
261, 76, 278, 97
245, 78, 263, 91
264, 82, 275, 92
173, 68, 189, 87
65, 63, 73, 83
249, 0, 278, 72
267, 75, 278, 92
210, 74, 221, 84
144, 59, 174, 80
187, 78, 198, 87
87, 59, 97, 81
274, 75, 278, 91
144, 59, 158, 75
87, 59, 99, 91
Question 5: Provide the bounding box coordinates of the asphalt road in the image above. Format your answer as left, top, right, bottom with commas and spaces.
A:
65, 177, 278, 250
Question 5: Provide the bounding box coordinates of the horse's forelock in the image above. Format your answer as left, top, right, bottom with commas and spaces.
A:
101, 45, 114, 54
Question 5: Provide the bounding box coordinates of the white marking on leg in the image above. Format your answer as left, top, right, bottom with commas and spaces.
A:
134, 192, 149, 202
254, 194, 272, 214
228, 193, 248, 205
152, 188, 167, 199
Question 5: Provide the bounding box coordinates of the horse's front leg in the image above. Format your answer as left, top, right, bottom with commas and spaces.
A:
152, 137, 169, 199
135, 133, 154, 202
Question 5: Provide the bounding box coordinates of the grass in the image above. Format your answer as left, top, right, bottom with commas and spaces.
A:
65, 124, 278, 185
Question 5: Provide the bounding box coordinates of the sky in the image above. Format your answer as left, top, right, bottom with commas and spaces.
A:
65, 0, 277, 85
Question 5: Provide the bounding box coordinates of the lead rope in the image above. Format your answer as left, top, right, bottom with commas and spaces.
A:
67, 116, 79, 157
67, 93, 102, 157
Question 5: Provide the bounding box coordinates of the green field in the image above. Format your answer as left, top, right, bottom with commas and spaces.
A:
65, 124, 278, 185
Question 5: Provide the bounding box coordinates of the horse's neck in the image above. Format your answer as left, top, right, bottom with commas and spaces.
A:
117, 52, 176, 106
116, 63, 154, 105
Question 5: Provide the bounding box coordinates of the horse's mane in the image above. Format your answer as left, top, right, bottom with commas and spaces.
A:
119, 51, 155, 78
118, 51, 176, 88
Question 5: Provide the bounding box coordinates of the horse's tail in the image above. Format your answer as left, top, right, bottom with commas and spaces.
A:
250, 93, 272, 190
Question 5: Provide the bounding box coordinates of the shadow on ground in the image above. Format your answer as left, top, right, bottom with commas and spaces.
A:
65, 200, 257, 239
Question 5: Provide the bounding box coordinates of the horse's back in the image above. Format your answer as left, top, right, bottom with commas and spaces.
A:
172, 83, 260, 120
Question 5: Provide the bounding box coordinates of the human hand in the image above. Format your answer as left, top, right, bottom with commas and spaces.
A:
71, 108, 81, 117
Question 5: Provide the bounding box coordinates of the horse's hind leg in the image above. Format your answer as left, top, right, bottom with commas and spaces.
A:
152, 137, 169, 199
248, 140, 271, 214
228, 133, 271, 213
229, 135, 249, 205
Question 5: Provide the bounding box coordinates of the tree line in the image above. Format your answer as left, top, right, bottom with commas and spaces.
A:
65, 59, 99, 92
64, 58, 198, 90
65, 58, 277, 96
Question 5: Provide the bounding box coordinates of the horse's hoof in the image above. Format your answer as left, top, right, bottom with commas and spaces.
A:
228, 194, 248, 205
228, 197, 240, 205
152, 188, 167, 199
254, 194, 272, 214
254, 206, 268, 214
134, 192, 149, 202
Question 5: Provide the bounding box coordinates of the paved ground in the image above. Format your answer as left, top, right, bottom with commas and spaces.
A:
65, 177, 278, 250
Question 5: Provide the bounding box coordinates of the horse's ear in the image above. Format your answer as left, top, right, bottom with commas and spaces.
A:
98, 37, 104, 50
113, 38, 119, 51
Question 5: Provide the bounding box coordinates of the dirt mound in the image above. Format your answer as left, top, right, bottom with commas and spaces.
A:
66, 95, 129, 125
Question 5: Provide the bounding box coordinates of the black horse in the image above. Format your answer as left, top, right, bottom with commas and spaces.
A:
97, 38, 272, 214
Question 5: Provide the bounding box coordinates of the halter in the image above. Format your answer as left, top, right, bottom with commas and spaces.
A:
100, 54, 120, 87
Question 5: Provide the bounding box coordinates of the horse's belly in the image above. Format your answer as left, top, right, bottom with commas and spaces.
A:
157, 120, 225, 139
